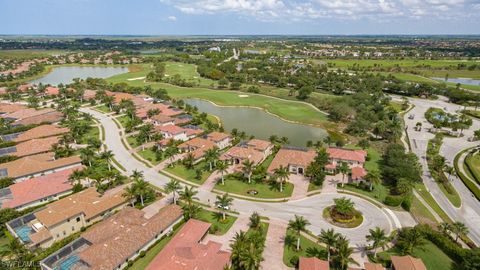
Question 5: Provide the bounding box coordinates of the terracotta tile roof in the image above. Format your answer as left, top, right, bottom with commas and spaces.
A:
83, 89, 96, 100
0, 103, 27, 114
206, 132, 231, 142
138, 103, 183, 118
18, 84, 32, 93
34, 187, 126, 228
151, 114, 174, 123
0, 88, 7, 95
3, 108, 55, 121
13, 125, 69, 143
15, 111, 63, 126
45, 87, 59, 96
12, 136, 60, 157
184, 127, 204, 137
327, 148, 367, 163
146, 219, 231, 270
30, 227, 53, 245
325, 163, 336, 170
156, 125, 186, 135
112, 92, 135, 104
78, 205, 183, 270
267, 148, 316, 174
299, 257, 330, 270
179, 137, 215, 151
221, 146, 265, 165
247, 139, 273, 151
0, 166, 81, 209
364, 262, 385, 270
0, 152, 81, 179
391, 256, 427, 270
351, 167, 367, 180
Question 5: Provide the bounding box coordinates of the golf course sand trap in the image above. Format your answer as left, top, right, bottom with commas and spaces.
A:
238, 95, 249, 98
127, 76, 146, 81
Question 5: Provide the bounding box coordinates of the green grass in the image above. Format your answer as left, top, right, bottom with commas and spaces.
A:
215, 177, 294, 199
164, 162, 211, 184
421, 69, 480, 80
345, 145, 381, 172
283, 229, 326, 267
326, 59, 479, 69
129, 222, 185, 270
415, 183, 453, 223
116, 115, 131, 127
465, 153, 480, 185
410, 196, 438, 225
0, 235, 9, 254
454, 150, 480, 201
339, 183, 389, 204
106, 64, 151, 84
138, 148, 162, 165
196, 208, 237, 235
308, 182, 322, 192
79, 126, 100, 144
95, 104, 111, 113
126, 135, 142, 148
164, 61, 214, 87
377, 72, 439, 84
0, 50, 66, 59
463, 110, 480, 119
379, 240, 455, 270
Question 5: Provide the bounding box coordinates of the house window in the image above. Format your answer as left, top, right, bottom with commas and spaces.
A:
56, 234, 59, 238
76, 217, 81, 222
63, 231, 66, 236
72, 226, 75, 231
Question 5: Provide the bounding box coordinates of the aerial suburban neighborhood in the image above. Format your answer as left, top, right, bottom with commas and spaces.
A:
1, 1, 480, 270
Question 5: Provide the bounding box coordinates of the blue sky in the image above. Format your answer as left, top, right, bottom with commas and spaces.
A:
1, 0, 479, 35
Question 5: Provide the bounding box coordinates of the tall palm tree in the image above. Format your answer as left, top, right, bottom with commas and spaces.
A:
179, 186, 198, 206
273, 165, 290, 192
242, 159, 255, 183
100, 150, 114, 171
133, 178, 149, 206
288, 215, 310, 251
164, 146, 178, 167
216, 160, 229, 185
333, 197, 355, 218
165, 179, 181, 204
366, 227, 388, 257
338, 162, 350, 187
130, 169, 144, 181
443, 165, 455, 181
68, 169, 84, 186
249, 212, 261, 229
183, 152, 196, 170
397, 228, 426, 255
216, 193, 233, 220
451, 222, 469, 243
123, 185, 137, 207
439, 222, 452, 236
205, 147, 220, 171
365, 170, 381, 191
80, 147, 95, 167
318, 228, 340, 262
333, 241, 358, 270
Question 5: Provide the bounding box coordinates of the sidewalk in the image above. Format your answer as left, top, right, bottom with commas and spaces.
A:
261, 219, 292, 270
202, 215, 250, 251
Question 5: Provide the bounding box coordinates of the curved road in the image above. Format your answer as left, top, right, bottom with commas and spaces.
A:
82, 107, 409, 246
402, 96, 480, 245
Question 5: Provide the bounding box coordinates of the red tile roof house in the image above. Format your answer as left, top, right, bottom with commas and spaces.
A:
267, 147, 316, 176
15, 111, 64, 126
82, 89, 97, 101
39, 205, 183, 270
156, 125, 189, 142
391, 255, 427, 270
12, 124, 69, 143
0, 103, 27, 115
178, 137, 216, 163
146, 219, 231, 270
348, 262, 385, 270
299, 256, 330, 270
206, 131, 232, 150
220, 139, 273, 166
43, 86, 60, 96
150, 114, 175, 126
325, 148, 368, 182
0, 136, 60, 158
0, 152, 82, 181
0, 166, 82, 211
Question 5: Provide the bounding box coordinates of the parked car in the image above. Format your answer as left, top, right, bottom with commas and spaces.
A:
408, 114, 415, 119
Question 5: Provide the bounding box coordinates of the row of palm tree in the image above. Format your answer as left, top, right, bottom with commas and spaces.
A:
123, 170, 154, 207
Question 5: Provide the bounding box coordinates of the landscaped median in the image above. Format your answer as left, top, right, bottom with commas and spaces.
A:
163, 161, 212, 185
454, 149, 480, 201
214, 174, 294, 200
322, 197, 364, 228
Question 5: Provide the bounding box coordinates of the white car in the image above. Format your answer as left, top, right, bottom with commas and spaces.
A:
216, 204, 230, 210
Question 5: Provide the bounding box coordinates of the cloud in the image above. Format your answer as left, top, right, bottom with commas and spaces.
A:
161, 0, 479, 22
166, 15, 177, 21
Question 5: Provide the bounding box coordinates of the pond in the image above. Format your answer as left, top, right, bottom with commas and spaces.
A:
432, 77, 480, 86
30, 66, 129, 85
184, 99, 327, 147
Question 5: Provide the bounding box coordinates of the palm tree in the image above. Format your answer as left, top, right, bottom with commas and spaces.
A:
165, 179, 181, 204
365, 170, 381, 191
179, 186, 198, 206
249, 212, 261, 229
242, 159, 255, 183
133, 178, 149, 206
80, 147, 95, 167
216, 160, 229, 185
318, 228, 340, 262
182, 203, 201, 220
205, 147, 220, 171
269, 135, 279, 144
130, 169, 144, 181
444, 165, 455, 181
68, 169, 84, 186
164, 146, 178, 167
123, 185, 137, 207
439, 222, 452, 236
397, 227, 426, 255
183, 152, 196, 170
366, 227, 388, 257
273, 165, 290, 192
100, 150, 114, 171
338, 162, 350, 187
288, 215, 310, 251
333, 241, 358, 270
333, 197, 355, 218
216, 193, 233, 220
451, 222, 469, 243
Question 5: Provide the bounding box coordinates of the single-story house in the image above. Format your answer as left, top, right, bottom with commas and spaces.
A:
11, 125, 69, 143
299, 257, 329, 270
0, 136, 60, 158
150, 114, 175, 126
391, 255, 427, 270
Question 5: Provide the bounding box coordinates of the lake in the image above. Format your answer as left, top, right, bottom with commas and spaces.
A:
184, 99, 327, 147
432, 77, 480, 86
30, 66, 129, 85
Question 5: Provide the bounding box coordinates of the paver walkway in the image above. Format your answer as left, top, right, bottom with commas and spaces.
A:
261, 219, 292, 270
322, 175, 341, 194
289, 174, 309, 200
142, 195, 172, 219
201, 166, 236, 191
202, 215, 250, 251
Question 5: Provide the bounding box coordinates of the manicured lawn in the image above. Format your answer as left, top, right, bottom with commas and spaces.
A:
79, 126, 100, 144
283, 229, 326, 267
421, 69, 480, 80
326, 59, 479, 69
345, 145, 380, 172
410, 196, 437, 225
376, 72, 438, 84
339, 183, 388, 204
129, 222, 185, 270
126, 135, 142, 148
117, 115, 131, 127
308, 182, 322, 192
215, 177, 294, 199
138, 148, 162, 165
258, 154, 275, 170
379, 240, 455, 270
164, 162, 211, 184
415, 183, 453, 223
464, 110, 480, 119
164, 61, 214, 87
106, 64, 151, 84
196, 208, 237, 235
95, 104, 111, 113
465, 153, 480, 185
0, 235, 9, 254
